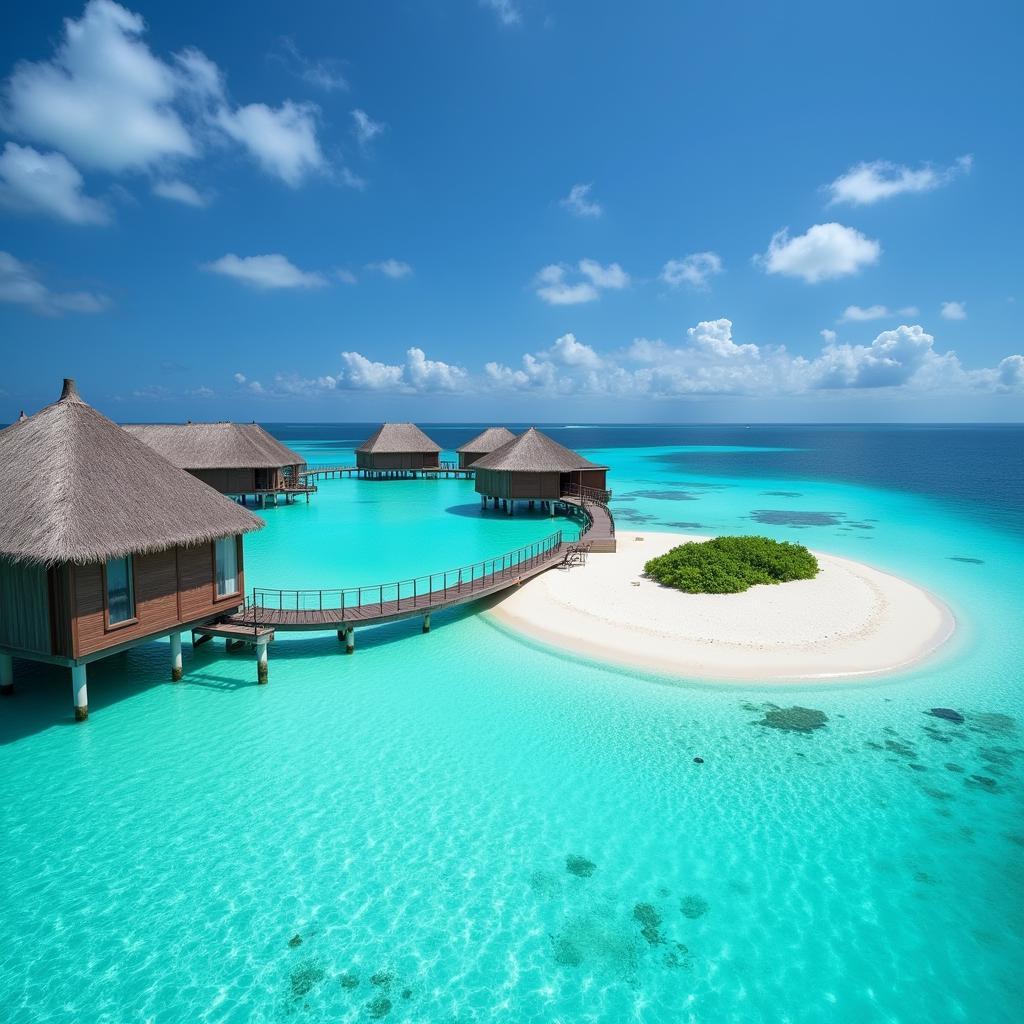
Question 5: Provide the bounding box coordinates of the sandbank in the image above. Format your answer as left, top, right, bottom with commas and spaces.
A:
487, 531, 954, 683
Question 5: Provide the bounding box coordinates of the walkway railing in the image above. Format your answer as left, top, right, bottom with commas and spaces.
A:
247, 529, 564, 616
561, 481, 613, 503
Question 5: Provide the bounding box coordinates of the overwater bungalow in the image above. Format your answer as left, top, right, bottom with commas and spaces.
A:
456, 426, 516, 469
123, 421, 312, 504
0, 380, 264, 720
355, 422, 441, 477
473, 427, 610, 508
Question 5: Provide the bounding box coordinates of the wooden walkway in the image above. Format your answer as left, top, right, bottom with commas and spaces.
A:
299, 462, 474, 482
221, 481, 615, 643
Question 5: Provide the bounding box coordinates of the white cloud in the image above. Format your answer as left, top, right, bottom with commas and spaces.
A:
335, 268, 357, 285
232, 372, 263, 393
351, 108, 385, 149
1, 1, 328, 188
579, 258, 629, 289
483, 320, 1023, 398
940, 300, 967, 321
405, 347, 467, 391
0, 250, 109, 315
204, 253, 327, 290
337, 347, 465, 392
0, 142, 109, 224
276, 38, 348, 93
152, 178, 207, 207
839, 304, 919, 322
188, 385, 214, 398
340, 351, 404, 390
215, 100, 323, 187
757, 223, 881, 284
480, 0, 522, 26
560, 183, 602, 218
368, 258, 413, 279
2, 0, 193, 172
687, 318, 759, 359
535, 259, 629, 305
827, 155, 972, 205
661, 252, 723, 291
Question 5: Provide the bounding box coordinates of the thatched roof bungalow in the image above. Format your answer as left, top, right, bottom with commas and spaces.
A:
0, 379, 263, 719
473, 427, 609, 504
355, 423, 441, 475
123, 422, 308, 499
456, 426, 516, 469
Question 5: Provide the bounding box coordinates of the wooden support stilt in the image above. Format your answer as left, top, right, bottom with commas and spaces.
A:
170, 631, 183, 682
423, 613, 431, 634
193, 631, 212, 647
256, 636, 269, 684
72, 664, 88, 721
0, 653, 13, 697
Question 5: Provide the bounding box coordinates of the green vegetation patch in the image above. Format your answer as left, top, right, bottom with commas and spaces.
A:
643, 536, 819, 594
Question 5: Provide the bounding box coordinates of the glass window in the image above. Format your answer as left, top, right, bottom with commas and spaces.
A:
215, 536, 239, 597
105, 556, 135, 625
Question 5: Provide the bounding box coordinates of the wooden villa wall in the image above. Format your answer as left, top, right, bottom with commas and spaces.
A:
474, 469, 562, 500
565, 469, 608, 491
356, 451, 440, 471
0, 560, 52, 655
458, 451, 485, 469
188, 468, 258, 494
54, 538, 246, 660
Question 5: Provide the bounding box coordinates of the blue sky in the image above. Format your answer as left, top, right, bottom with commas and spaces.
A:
1, 0, 1022, 423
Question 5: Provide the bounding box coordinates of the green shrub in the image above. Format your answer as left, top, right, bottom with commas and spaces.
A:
643, 536, 819, 594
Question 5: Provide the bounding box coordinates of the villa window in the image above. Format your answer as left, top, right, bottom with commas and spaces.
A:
214, 536, 239, 598
105, 556, 135, 625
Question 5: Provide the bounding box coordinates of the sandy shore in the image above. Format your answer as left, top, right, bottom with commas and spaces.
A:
487, 531, 954, 683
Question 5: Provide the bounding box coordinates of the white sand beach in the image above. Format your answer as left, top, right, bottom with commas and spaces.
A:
488, 531, 955, 682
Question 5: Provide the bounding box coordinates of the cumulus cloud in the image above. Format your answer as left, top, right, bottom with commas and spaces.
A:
204, 253, 327, 289
480, 0, 522, 26
0, 250, 109, 315
940, 300, 967, 320
827, 155, 972, 206
757, 223, 881, 283
336, 348, 465, 392
560, 183, 602, 218
368, 258, 413, 279
0, 142, 109, 223
484, 320, 1023, 398
152, 178, 207, 207
1, 1, 327, 188
351, 108, 386, 149
534, 259, 629, 305
661, 252, 723, 291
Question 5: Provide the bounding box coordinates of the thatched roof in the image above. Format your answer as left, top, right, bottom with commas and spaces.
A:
123, 422, 305, 470
356, 423, 440, 454
472, 427, 607, 472
0, 379, 263, 566
456, 426, 516, 454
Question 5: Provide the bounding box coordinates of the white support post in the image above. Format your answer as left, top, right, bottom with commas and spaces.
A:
345, 627, 355, 654
72, 664, 88, 721
423, 613, 431, 634
0, 653, 13, 696
170, 631, 183, 682
256, 636, 269, 684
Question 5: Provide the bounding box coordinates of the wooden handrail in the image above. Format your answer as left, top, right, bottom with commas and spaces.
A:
247, 528, 564, 615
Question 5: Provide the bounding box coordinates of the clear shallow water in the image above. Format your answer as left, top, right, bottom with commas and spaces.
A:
1, 426, 1022, 1023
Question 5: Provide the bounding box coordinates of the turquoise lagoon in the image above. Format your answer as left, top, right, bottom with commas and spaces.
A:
1, 426, 1022, 1023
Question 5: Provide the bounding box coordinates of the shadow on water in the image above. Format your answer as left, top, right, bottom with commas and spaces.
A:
0, 601, 489, 746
